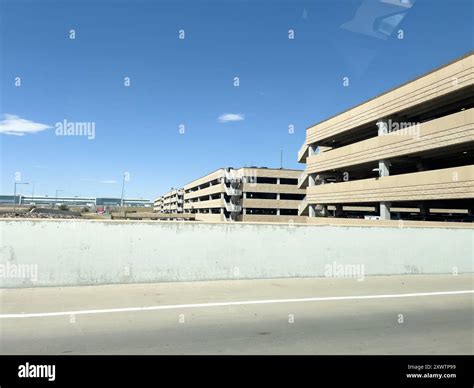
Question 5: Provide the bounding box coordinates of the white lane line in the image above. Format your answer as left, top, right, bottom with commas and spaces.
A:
1, 290, 472, 319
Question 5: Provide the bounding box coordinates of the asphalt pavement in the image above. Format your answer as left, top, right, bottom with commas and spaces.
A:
1, 274, 472, 354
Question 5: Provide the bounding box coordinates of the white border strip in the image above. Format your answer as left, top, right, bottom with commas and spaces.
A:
1, 290, 472, 319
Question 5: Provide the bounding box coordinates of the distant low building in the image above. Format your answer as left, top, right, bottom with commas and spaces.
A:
94, 197, 152, 207
0, 195, 152, 208
0, 195, 20, 205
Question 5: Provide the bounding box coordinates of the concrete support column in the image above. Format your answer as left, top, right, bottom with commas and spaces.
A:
243, 192, 247, 199
377, 119, 389, 136
378, 159, 391, 220
379, 204, 390, 220
307, 144, 320, 218
377, 204, 389, 220
277, 178, 280, 184
377, 120, 391, 220
308, 172, 317, 218
276, 193, 280, 200
242, 208, 246, 215
276, 209, 280, 216
379, 159, 390, 177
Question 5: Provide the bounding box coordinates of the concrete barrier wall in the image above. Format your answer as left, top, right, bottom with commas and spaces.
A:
0, 219, 472, 288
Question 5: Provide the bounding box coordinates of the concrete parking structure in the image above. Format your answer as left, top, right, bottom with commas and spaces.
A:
298, 52, 474, 222
183, 167, 306, 222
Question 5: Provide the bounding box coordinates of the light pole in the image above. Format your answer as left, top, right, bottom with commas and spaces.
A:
120, 173, 127, 216
31, 182, 36, 202
55, 189, 64, 209
13, 182, 29, 213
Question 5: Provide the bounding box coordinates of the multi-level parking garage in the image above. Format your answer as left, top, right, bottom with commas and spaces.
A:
154, 188, 184, 214
181, 167, 306, 222
153, 196, 163, 212
298, 52, 473, 222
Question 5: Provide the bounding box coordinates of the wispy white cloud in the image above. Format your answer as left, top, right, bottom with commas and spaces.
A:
0, 114, 51, 136
79, 178, 117, 184
218, 113, 245, 123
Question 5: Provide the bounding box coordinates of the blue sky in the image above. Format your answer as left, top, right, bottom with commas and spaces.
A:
0, 0, 472, 200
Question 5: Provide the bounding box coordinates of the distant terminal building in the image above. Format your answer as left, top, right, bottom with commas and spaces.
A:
94, 197, 152, 207
0, 195, 152, 208
297, 52, 473, 222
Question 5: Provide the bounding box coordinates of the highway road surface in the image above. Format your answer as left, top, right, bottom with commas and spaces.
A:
0, 274, 473, 354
